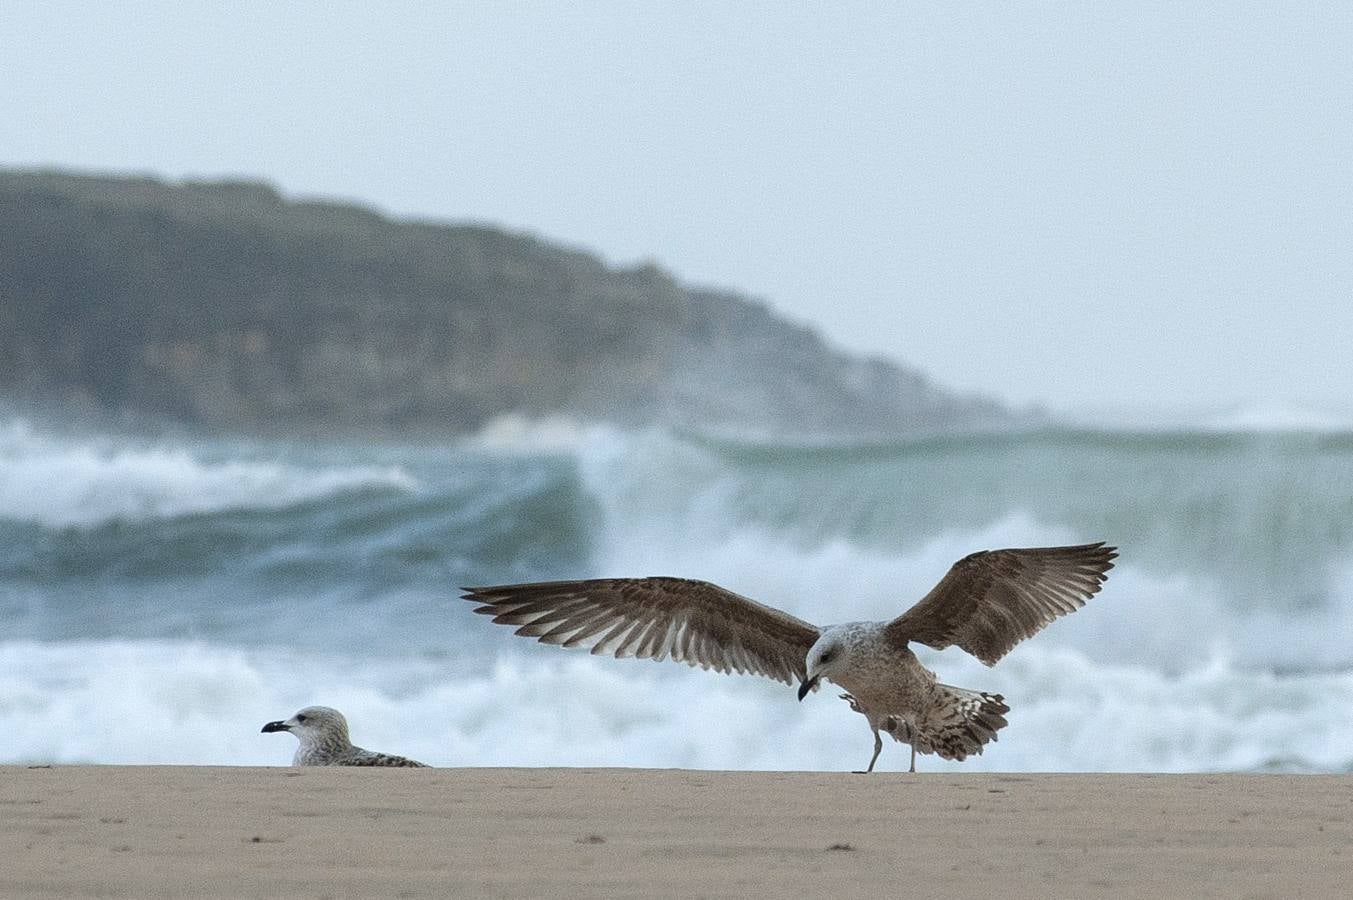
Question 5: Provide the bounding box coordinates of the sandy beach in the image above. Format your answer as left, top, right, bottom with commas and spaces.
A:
2, 767, 1349, 898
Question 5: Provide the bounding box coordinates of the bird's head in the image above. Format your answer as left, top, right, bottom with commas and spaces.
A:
261, 705, 350, 747
799, 630, 850, 701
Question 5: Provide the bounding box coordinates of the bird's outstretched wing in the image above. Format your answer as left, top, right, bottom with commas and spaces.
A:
462, 578, 821, 685
883, 543, 1117, 666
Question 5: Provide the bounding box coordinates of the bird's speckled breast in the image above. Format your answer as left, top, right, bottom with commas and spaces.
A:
828, 626, 937, 725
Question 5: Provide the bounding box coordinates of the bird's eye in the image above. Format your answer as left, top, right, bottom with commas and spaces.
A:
296, 715, 307, 723
821, 650, 835, 664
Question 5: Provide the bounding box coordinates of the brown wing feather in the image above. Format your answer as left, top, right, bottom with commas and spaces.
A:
462, 578, 821, 685
883, 543, 1117, 666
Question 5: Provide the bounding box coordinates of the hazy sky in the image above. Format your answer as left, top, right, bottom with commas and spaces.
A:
4, 2, 1351, 417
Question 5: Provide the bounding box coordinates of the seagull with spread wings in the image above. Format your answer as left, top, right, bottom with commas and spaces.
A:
462, 542, 1116, 773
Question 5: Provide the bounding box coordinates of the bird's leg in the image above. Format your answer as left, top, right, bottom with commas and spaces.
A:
882, 714, 918, 773
853, 729, 883, 775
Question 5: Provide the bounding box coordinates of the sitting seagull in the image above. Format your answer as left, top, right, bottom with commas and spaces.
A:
261, 706, 429, 767
463, 542, 1115, 773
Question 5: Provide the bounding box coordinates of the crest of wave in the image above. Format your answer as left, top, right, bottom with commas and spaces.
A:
0, 418, 417, 529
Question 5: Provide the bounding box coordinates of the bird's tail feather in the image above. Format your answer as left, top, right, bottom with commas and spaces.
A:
887, 683, 1009, 762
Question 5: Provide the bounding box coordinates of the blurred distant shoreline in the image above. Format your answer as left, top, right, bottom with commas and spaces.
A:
0, 168, 1023, 441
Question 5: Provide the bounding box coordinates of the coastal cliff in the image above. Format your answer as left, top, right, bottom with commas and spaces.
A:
0, 170, 1015, 437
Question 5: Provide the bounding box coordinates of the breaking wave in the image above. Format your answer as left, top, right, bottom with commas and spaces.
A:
0, 419, 417, 529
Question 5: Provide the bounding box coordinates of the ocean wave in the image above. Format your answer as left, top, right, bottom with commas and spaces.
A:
568, 423, 1353, 612
5, 418, 1353, 673
0, 419, 418, 528
585, 492, 1353, 671
3, 639, 1351, 772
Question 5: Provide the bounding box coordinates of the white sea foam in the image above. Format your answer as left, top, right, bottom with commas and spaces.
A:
0, 419, 417, 528
3, 639, 1351, 772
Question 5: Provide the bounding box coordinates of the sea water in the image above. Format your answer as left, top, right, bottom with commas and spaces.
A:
3, 413, 1353, 772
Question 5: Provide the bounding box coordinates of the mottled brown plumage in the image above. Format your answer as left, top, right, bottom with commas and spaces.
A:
464, 577, 820, 685
883, 543, 1118, 665
462, 542, 1116, 771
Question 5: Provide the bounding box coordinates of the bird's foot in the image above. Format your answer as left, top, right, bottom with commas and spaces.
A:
839, 692, 863, 713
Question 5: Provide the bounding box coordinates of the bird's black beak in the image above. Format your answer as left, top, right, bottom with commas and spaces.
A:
797, 676, 819, 702
261, 720, 289, 733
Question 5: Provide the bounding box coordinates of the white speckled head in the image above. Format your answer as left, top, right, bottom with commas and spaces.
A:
799, 623, 867, 699
260, 705, 351, 748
